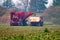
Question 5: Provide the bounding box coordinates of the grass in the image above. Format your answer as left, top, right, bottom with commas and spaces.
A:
0, 25, 60, 40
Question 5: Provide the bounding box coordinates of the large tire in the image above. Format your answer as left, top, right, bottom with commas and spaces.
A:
30, 22, 39, 26
22, 19, 27, 26
39, 22, 43, 26
10, 23, 18, 26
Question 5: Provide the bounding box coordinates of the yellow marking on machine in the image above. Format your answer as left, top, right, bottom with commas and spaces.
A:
29, 17, 40, 22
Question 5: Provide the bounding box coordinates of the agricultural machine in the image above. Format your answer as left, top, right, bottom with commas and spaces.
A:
10, 11, 43, 26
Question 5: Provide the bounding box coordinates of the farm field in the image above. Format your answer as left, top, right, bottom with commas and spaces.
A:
0, 25, 60, 40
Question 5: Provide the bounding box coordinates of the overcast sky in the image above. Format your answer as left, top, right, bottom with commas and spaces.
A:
46, 0, 53, 8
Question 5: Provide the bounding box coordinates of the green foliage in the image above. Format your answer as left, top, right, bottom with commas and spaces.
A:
53, 0, 60, 6
44, 28, 49, 32
3, 0, 14, 8
0, 26, 60, 40
30, 0, 47, 13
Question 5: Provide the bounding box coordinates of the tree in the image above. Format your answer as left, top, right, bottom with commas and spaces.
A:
53, 0, 60, 6
30, 0, 47, 13
3, 0, 14, 9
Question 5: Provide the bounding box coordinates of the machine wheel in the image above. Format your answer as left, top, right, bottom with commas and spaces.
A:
30, 22, 39, 26
39, 22, 43, 26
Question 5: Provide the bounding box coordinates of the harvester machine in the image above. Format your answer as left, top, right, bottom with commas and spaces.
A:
10, 11, 43, 26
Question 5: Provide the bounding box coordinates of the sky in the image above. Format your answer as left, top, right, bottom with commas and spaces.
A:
46, 0, 53, 8
0, 0, 53, 8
